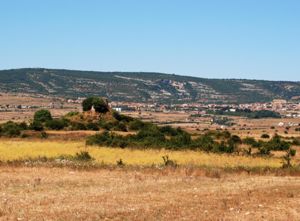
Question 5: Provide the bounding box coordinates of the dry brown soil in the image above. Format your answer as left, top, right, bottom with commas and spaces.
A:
0, 167, 299, 221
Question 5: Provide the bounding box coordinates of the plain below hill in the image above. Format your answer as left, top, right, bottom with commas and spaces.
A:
0, 68, 300, 104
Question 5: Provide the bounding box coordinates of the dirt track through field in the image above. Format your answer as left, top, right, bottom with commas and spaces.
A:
0, 167, 299, 221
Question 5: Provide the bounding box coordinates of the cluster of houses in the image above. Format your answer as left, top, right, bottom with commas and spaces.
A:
0, 104, 40, 111
108, 99, 300, 118
0, 102, 64, 112
1, 94, 300, 118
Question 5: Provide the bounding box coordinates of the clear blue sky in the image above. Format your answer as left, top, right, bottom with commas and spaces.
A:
1, 0, 299, 81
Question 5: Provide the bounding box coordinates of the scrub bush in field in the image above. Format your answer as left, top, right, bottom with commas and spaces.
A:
261, 134, 270, 139
86, 122, 99, 131
74, 151, 93, 161
128, 119, 147, 131
0, 121, 21, 137
243, 137, 260, 147
70, 122, 87, 130
18, 122, 28, 130
112, 111, 133, 122
116, 158, 125, 167
159, 126, 179, 136
86, 126, 243, 153
113, 122, 127, 132
45, 119, 66, 130
162, 155, 177, 167
191, 134, 215, 151
266, 134, 290, 151
29, 121, 44, 131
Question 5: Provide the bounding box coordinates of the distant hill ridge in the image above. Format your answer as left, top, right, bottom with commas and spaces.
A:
0, 68, 300, 104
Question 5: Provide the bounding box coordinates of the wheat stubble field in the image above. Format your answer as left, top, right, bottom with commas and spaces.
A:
0, 167, 299, 221
0, 139, 300, 220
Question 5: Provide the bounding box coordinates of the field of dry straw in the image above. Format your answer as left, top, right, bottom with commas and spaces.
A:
0, 140, 284, 168
0, 139, 299, 220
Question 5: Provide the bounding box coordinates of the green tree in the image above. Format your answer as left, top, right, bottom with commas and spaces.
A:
82, 97, 94, 111
82, 97, 109, 113
34, 109, 52, 123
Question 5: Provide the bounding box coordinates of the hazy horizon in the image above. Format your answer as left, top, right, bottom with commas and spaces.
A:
1, 0, 299, 81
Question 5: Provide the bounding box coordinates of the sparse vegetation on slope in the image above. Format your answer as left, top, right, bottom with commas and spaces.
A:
1, 68, 300, 103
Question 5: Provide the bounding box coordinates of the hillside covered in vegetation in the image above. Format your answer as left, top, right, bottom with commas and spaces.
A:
1, 68, 300, 104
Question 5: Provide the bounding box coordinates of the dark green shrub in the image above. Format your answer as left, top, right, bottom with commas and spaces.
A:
290, 148, 296, 157
229, 135, 242, 144
113, 122, 127, 132
208, 130, 231, 139
128, 119, 145, 131
136, 126, 163, 139
86, 131, 124, 147
29, 121, 44, 131
86, 122, 99, 131
261, 134, 270, 139
70, 122, 87, 130
169, 132, 192, 149
74, 151, 93, 161
18, 122, 28, 130
0, 121, 21, 137
112, 111, 133, 122
191, 134, 215, 151
61, 118, 71, 127
266, 135, 290, 151
243, 137, 258, 147
251, 110, 281, 119
34, 109, 52, 123
222, 130, 232, 139
100, 121, 116, 130
45, 119, 65, 130
258, 146, 271, 155
226, 140, 237, 153
159, 126, 178, 136
212, 141, 228, 153
135, 126, 166, 147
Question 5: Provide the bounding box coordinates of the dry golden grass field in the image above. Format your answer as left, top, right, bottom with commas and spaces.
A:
0, 140, 299, 220
0, 166, 300, 220
0, 140, 288, 168
0, 135, 299, 221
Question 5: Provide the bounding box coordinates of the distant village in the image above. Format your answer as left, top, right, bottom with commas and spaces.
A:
106, 98, 299, 118
1, 94, 300, 119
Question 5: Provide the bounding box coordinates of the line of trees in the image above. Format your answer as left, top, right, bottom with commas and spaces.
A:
207, 109, 281, 119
